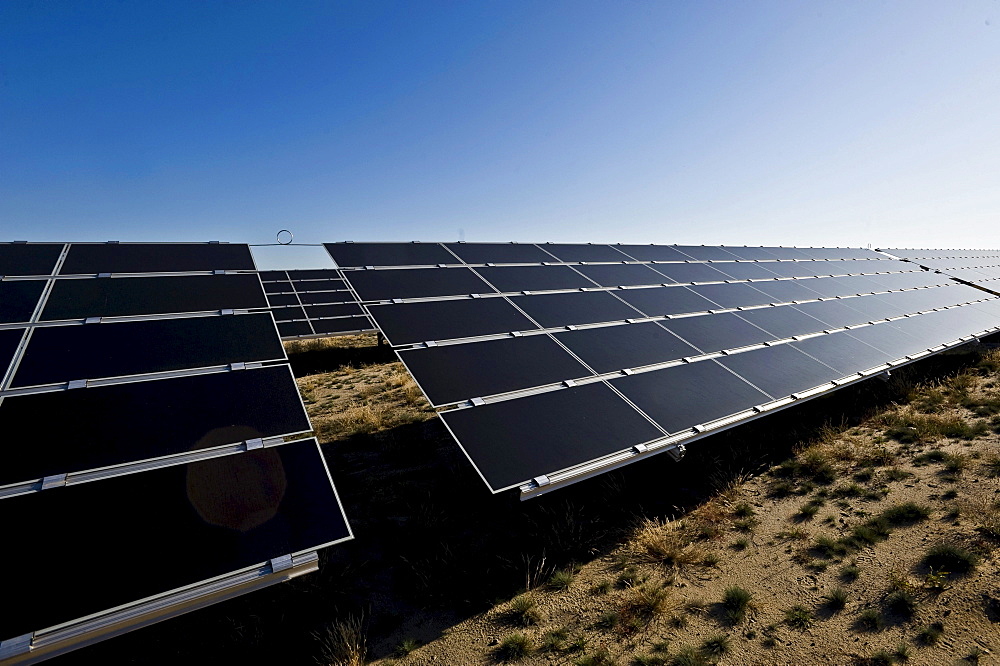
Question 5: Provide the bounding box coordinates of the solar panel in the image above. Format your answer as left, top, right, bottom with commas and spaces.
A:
0, 243, 63, 276
59, 242, 255, 275
0, 365, 309, 489
0, 280, 46, 324
444, 242, 553, 264
10, 313, 284, 389
347, 267, 494, 301
331, 242, 1000, 497
1, 243, 354, 661
324, 241, 455, 268
259, 268, 375, 339
1, 439, 350, 642
40, 274, 267, 320
879, 248, 1000, 293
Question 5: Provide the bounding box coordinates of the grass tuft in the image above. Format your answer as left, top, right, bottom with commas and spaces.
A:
699, 633, 730, 656
496, 633, 534, 662
784, 605, 814, 630
722, 585, 752, 624
923, 543, 979, 575
823, 586, 849, 611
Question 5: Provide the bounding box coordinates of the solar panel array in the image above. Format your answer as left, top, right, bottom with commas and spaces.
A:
259, 269, 375, 338
326, 242, 1000, 496
879, 248, 1000, 292
0, 242, 352, 663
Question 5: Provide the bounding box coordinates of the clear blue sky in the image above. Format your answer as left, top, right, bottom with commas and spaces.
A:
2, 1, 999, 264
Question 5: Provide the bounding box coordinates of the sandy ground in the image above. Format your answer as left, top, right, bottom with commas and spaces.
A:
371, 368, 1000, 666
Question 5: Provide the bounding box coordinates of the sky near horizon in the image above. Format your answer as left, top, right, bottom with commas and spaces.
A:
2, 1, 999, 262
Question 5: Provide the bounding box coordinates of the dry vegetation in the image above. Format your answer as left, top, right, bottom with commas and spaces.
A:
371, 351, 1000, 666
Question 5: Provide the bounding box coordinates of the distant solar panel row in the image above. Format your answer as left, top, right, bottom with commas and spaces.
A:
259, 269, 374, 338
0, 242, 351, 663
880, 248, 1000, 291
328, 243, 1000, 496
325, 241, 882, 267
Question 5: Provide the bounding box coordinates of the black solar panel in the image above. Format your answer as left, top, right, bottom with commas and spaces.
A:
444, 242, 552, 264
0, 328, 24, 379
369, 297, 539, 345
0, 365, 309, 487
59, 242, 255, 274
475, 264, 594, 292
347, 267, 494, 301
0, 243, 63, 276
510, 290, 643, 328
553, 321, 698, 373
440, 382, 663, 491
325, 241, 455, 268
539, 243, 631, 262
1, 439, 350, 640
11, 313, 284, 388
41, 274, 267, 320
879, 248, 1000, 292
0, 280, 46, 324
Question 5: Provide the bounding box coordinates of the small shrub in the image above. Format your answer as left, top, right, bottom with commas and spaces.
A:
814, 534, 849, 559
983, 456, 1000, 477
722, 585, 752, 624
916, 622, 944, 645
668, 646, 708, 666
732, 502, 755, 518
702, 552, 720, 567
595, 611, 620, 630
733, 518, 758, 532
616, 566, 641, 588
881, 502, 931, 525
858, 650, 895, 666
883, 467, 910, 482
633, 655, 667, 666
856, 608, 884, 631
885, 589, 918, 618
841, 564, 861, 582
575, 646, 616, 666
923, 543, 979, 575
624, 583, 672, 621
591, 579, 612, 595
797, 502, 821, 520
923, 567, 949, 591
496, 633, 534, 661
731, 537, 749, 550
394, 638, 420, 657
539, 627, 569, 652
784, 605, 814, 630
508, 595, 541, 626
893, 642, 911, 662
824, 586, 849, 611
699, 634, 730, 656
548, 568, 576, 591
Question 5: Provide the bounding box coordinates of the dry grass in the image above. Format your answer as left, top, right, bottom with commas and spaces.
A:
627, 518, 705, 571
301, 361, 433, 441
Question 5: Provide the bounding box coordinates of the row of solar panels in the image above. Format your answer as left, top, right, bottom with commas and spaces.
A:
322, 243, 1000, 497
0, 243, 352, 664
259, 269, 374, 338
881, 248, 1000, 291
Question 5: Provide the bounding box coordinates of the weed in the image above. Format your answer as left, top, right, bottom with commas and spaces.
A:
539, 627, 569, 652
591, 579, 612, 595
733, 517, 757, 532
633, 655, 667, 666
824, 586, 849, 611
394, 638, 420, 657
814, 534, 849, 559
797, 501, 822, 521
881, 502, 932, 525
857, 650, 895, 666
893, 642, 911, 662
722, 585, 752, 624
699, 633, 730, 656
548, 568, 576, 591
652, 641, 671, 653
496, 633, 534, 661
853, 468, 874, 483
732, 502, 755, 518
313, 615, 367, 666
595, 611, 620, 630
668, 646, 708, 666
840, 564, 861, 583
575, 646, 616, 666
856, 608, 884, 631
623, 583, 672, 622
702, 552, 720, 567
916, 622, 944, 645
923, 567, 949, 591
833, 482, 866, 498
883, 467, 910, 482
784, 605, 814, 630
885, 589, 918, 618
617, 566, 642, 588
769, 480, 796, 497
983, 456, 1000, 478
731, 537, 749, 550
507, 595, 541, 627
923, 543, 979, 574
966, 646, 986, 663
